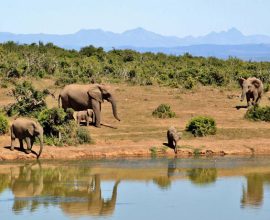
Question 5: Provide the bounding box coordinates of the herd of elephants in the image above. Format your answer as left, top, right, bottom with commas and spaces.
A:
9, 76, 263, 158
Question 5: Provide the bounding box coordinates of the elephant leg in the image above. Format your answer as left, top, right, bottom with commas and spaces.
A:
253, 91, 259, 106
173, 140, 178, 154
19, 139, 24, 151
10, 137, 16, 151
30, 137, 35, 150
92, 101, 101, 128
86, 117, 90, 126
246, 95, 252, 107
25, 137, 31, 154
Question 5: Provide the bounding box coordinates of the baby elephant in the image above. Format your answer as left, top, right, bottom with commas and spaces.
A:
76, 109, 94, 126
167, 126, 181, 154
10, 118, 44, 159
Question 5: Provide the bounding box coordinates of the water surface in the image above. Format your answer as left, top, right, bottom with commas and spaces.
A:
1, 157, 270, 220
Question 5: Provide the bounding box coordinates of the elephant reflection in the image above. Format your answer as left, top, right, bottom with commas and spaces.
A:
10, 163, 43, 213
153, 159, 180, 190
60, 175, 120, 216
241, 173, 270, 207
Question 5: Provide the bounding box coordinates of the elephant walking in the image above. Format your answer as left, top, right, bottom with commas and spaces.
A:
58, 84, 120, 127
10, 118, 44, 158
238, 77, 263, 107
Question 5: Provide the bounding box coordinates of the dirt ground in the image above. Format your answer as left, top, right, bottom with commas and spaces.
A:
1, 79, 270, 160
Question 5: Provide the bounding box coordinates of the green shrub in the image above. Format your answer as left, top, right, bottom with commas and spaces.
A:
184, 76, 197, 89
245, 106, 270, 121
186, 116, 217, 137
0, 114, 9, 135
38, 107, 92, 146
152, 104, 176, 119
6, 81, 48, 116
76, 127, 92, 144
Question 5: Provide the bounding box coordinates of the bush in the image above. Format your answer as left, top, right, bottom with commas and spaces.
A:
6, 81, 48, 116
186, 116, 217, 137
38, 107, 66, 137
152, 104, 176, 118
38, 107, 92, 146
0, 114, 9, 135
245, 106, 270, 121
76, 127, 92, 144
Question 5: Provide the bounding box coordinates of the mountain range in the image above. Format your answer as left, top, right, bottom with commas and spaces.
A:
1, 27, 270, 61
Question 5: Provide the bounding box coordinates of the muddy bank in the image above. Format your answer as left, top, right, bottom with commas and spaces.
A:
1, 137, 270, 161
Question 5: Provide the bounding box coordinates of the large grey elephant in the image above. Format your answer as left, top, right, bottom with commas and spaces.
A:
238, 77, 263, 107
10, 118, 44, 158
58, 84, 120, 127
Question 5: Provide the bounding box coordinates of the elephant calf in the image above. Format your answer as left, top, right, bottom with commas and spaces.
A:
167, 126, 181, 154
10, 118, 44, 159
76, 109, 94, 126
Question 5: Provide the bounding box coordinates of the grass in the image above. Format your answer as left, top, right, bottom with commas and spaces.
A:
2, 79, 270, 149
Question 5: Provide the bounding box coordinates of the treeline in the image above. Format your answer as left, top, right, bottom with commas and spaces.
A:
1, 41, 270, 88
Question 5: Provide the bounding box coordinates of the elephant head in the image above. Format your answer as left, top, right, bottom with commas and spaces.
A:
29, 122, 44, 159
87, 85, 120, 121
238, 77, 262, 102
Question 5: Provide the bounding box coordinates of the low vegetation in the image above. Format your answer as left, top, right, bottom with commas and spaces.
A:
152, 104, 176, 118
245, 106, 270, 122
5, 81, 48, 117
0, 113, 9, 135
186, 116, 217, 137
1, 42, 270, 89
38, 107, 91, 146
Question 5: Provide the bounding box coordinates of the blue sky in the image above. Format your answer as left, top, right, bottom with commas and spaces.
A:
0, 0, 269, 36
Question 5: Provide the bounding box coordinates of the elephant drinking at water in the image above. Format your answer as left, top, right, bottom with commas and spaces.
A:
10, 118, 44, 158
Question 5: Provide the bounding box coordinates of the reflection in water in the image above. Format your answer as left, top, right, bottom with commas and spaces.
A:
10, 163, 43, 213
188, 168, 217, 185
60, 175, 119, 216
1, 158, 270, 219
5, 162, 120, 217
241, 173, 270, 207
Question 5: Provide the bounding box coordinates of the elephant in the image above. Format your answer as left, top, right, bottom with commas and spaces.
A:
58, 84, 120, 128
238, 77, 263, 107
167, 126, 181, 154
76, 109, 94, 126
10, 118, 44, 158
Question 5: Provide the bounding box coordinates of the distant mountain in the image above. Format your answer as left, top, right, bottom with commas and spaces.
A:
125, 44, 270, 61
1, 27, 270, 48
1, 27, 270, 60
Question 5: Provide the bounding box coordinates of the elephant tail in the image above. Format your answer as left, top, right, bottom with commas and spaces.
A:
58, 95, 62, 108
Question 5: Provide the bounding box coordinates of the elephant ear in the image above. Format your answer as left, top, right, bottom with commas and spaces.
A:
87, 109, 93, 116
27, 125, 35, 136
251, 78, 261, 88
238, 78, 245, 88
87, 90, 103, 103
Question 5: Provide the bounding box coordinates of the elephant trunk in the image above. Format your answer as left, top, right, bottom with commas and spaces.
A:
108, 95, 120, 121
37, 135, 43, 159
